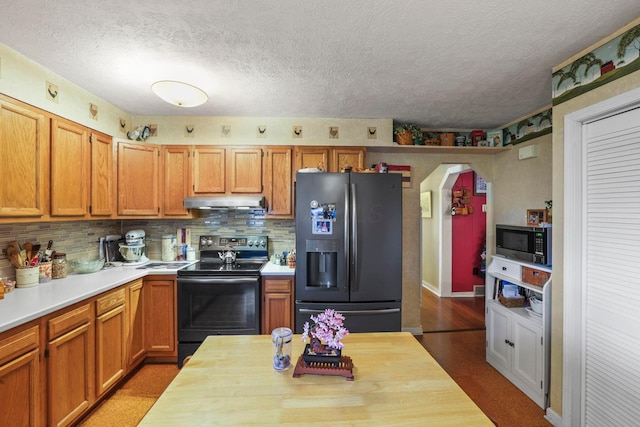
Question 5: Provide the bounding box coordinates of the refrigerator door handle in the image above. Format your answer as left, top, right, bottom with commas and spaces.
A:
344, 182, 350, 291
351, 182, 358, 291
298, 308, 400, 315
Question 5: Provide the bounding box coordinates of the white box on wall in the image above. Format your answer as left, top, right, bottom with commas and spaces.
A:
518, 144, 539, 160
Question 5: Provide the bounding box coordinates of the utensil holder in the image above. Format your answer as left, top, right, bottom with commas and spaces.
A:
16, 267, 40, 288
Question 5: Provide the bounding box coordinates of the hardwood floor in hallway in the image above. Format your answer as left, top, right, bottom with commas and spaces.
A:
420, 286, 486, 333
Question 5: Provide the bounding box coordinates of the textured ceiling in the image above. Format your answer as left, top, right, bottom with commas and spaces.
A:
2, 1, 640, 128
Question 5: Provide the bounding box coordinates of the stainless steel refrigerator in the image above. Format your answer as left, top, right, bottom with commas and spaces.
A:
294, 172, 403, 333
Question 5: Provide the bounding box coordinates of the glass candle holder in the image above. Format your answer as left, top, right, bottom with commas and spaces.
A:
271, 327, 292, 370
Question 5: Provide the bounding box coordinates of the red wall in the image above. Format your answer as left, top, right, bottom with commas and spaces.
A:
451, 171, 486, 293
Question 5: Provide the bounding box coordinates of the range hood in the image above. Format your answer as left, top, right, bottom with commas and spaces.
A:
183, 195, 265, 210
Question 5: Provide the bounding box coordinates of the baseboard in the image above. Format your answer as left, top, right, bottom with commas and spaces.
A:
451, 292, 476, 297
403, 326, 424, 336
421, 281, 440, 296
544, 407, 562, 426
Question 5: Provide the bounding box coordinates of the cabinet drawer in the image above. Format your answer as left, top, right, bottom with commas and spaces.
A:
263, 278, 292, 293
522, 267, 550, 287
0, 325, 39, 365
96, 288, 126, 316
48, 304, 91, 340
491, 258, 521, 281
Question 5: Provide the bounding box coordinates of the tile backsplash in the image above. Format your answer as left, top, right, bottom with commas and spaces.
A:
0, 210, 295, 279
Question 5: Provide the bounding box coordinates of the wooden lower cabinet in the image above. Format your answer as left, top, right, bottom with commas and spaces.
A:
127, 279, 146, 368
144, 276, 177, 356
95, 289, 126, 397
261, 276, 294, 334
1, 276, 178, 425
47, 304, 94, 427
0, 324, 41, 427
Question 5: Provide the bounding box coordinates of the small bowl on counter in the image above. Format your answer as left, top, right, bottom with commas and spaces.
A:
69, 258, 105, 274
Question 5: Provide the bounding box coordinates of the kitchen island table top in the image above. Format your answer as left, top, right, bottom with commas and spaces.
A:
139, 332, 493, 426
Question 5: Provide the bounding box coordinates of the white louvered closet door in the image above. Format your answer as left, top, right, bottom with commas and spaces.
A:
583, 106, 640, 426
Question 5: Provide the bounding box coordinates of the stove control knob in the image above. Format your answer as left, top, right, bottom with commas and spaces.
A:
206, 238, 213, 246
200, 238, 208, 247
247, 240, 254, 246
259, 240, 266, 247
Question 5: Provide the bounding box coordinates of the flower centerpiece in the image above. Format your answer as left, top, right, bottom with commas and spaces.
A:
301, 309, 349, 365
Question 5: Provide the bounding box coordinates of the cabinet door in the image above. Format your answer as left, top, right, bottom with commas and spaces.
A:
192, 146, 225, 195
0, 96, 48, 217
261, 277, 293, 334
51, 118, 89, 216
486, 303, 510, 370
144, 277, 176, 355
163, 145, 191, 216
227, 147, 262, 193
331, 147, 366, 172
294, 147, 330, 175
127, 280, 145, 369
263, 147, 293, 217
95, 304, 125, 397
0, 325, 41, 427
90, 132, 113, 216
48, 322, 93, 427
512, 316, 543, 395
117, 141, 160, 216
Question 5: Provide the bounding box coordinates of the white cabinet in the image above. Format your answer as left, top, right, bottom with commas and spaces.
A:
485, 256, 550, 409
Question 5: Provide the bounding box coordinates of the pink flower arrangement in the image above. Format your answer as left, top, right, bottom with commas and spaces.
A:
302, 308, 350, 350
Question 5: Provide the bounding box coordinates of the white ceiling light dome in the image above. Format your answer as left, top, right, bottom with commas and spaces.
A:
151, 80, 208, 107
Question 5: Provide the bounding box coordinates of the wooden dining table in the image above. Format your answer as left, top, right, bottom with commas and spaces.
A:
138, 332, 494, 426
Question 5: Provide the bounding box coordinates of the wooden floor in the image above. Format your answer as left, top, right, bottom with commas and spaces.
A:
421, 286, 486, 333
78, 289, 550, 426
419, 287, 550, 426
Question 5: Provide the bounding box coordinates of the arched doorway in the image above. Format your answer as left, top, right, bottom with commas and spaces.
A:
419, 164, 489, 330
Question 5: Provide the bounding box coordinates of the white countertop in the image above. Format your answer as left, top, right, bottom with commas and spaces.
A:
0, 260, 193, 334
260, 262, 295, 276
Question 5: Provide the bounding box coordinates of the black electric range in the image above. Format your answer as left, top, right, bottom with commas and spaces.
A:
176, 235, 268, 367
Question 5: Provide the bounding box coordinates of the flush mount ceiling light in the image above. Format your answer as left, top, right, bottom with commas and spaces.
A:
151, 80, 208, 107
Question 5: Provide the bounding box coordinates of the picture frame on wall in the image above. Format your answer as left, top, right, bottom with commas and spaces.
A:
474, 172, 487, 195
527, 209, 547, 226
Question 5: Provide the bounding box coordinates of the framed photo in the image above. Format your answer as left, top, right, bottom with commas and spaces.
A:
527, 209, 547, 226
420, 191, 432, 218
474, 172, 487, 195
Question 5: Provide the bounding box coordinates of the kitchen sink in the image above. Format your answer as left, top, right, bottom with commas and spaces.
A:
136, 261, 192, 270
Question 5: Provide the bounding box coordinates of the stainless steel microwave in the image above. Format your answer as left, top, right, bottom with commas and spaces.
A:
496, 224, 551, 266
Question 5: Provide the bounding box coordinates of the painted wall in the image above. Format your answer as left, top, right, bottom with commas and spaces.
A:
451, 171, 486, 293
550, 68, 640, 417
492, 134, 553, 227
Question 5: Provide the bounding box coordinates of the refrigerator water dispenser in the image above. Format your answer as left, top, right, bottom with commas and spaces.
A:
305, 239, 339, 288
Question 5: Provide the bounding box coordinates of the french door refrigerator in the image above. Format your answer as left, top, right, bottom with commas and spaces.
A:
294, 172, 403, 333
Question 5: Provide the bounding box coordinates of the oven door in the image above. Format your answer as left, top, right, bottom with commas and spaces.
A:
177, 276, 260, 343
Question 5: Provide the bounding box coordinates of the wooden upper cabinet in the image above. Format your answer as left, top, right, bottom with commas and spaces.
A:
294, 146, 330, 174
50, 118, 89, 216
117, 141, 160, 216
263, 146, 293, 217
90, 132, 113, 217
0, 96, 49, 217
227, 147, 262, 193
192, 146, 225, 195
162, 146, 191, 216
331, 147, 367, 172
